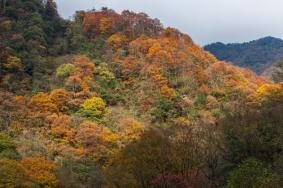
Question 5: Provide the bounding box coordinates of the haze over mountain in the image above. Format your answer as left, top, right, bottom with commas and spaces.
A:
204, 36, 283, 74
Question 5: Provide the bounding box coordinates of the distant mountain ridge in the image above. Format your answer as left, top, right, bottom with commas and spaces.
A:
204, 36, 283, 74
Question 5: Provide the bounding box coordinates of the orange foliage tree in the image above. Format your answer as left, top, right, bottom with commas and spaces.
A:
117, 118, 144, 143
49, 89, 70, 112
99, 17, 112, 34
107, 33, 128, 50
21, 157, 58, 188
49, 114, 75, 142
30, 92, 57, 113
76, 121, 117, 158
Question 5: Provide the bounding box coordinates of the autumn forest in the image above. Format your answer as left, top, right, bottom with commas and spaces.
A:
0, 0, 282, 187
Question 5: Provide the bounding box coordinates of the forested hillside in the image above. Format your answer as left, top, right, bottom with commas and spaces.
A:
204, 37, 283, 74
0, 1, 282, 187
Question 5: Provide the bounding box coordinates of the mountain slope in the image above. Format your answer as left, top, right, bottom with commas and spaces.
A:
204, 36, 283, 74
0, 2, 282, 188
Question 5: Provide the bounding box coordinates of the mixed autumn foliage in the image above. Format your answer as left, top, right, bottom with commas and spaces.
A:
0, 1, 282, 187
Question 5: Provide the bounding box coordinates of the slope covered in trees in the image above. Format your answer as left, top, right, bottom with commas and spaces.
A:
0, 1, 282, 187
204, 36, 283, 74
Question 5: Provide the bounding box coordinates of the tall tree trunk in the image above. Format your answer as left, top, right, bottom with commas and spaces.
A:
1, 0, 7, 14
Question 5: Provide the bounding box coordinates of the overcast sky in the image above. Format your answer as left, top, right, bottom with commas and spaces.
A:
55, 0, 283, 45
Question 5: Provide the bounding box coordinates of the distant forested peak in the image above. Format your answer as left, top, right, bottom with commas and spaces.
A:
204, 36, 283, 74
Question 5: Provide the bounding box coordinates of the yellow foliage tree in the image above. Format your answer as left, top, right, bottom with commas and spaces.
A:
80, 96, 108, 119
0, 159, 31, 187
3, 56, 22, 71
257, 84, 283, 98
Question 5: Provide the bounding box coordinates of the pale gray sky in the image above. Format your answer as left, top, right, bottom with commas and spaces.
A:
55, 0, 283, 45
